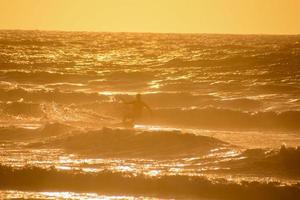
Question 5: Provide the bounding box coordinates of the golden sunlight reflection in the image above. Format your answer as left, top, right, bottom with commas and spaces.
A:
0, 190, 166, 200
1, 3, 300, 197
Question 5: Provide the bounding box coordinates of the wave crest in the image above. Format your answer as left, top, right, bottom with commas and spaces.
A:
150, 107, 300, 130
31, 127, 226, 158
0, 165, 299, 199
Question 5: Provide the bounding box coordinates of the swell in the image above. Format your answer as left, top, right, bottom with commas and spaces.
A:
0, 70, 156, 84
0, 165, 299, 200
0, 86, 294, 111
0, 89, 265, 119
215, 146, 300, 178
149, 107, 300, 131
163, 53, 300, 68
0, 71, 96, 84
0, 88, 242, 106
0, 123, 74, 140
142, 93, 263, 110
0, 88, 109, 104
2, 99, 300, 131
29, 127, 226, 159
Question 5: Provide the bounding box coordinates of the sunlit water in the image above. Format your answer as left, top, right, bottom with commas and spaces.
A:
0, 30, 300, 199
0, 190, 171, 200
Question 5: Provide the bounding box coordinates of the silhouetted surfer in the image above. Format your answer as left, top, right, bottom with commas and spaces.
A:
121, 94, 152, 127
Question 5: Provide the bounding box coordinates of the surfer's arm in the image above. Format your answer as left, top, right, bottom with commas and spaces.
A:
117, 96, 134, 104
143, 103, 153, 118
143, 102, 152, 112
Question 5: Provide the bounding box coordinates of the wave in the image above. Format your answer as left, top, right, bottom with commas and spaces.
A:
242, 146, 300, 176
0, 85, 284, 111
0, 88, 109, 103
1, 101, 43, 117
0, 39, 63, 46
0, 88, 265, 120
118, 92, 215, 107
0, 165, 299, 199
216, 98, 263, 110
163, 53, 300, 68
254, 84, 300, 93
78, 93, 263, 113
149, 107, 300, 130
0, 123, 74, 141
0, 70, 96, 84
0, 126, 36, 141
216, 146, 300, 178
0, 70, 156, 86
29, 127, 227, 159
2, 99, 300, 131
135, 93, 263, 110
104, 71, 155, 82
0, 62, 74, 70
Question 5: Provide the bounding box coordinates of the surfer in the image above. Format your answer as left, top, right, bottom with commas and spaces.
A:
121, 93, 152, 126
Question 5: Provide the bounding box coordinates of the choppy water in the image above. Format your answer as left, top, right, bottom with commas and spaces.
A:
0, 30, 300, 199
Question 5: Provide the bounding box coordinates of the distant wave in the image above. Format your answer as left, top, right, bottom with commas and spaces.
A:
163, 53, 300, 68
0, 70, 96, 84
0, 88, 109, 103
215, 98, 263, 110
103, 71, 155, 82
254, 84, 300, 93
0, 39, 64, 46
132, 93, 263, 110
92, 95, 264, 112
0, 165, 299, 199
0, 70, 156, 85
141, 92, 215, 106
1, 101, 42, 117
0, 88, 265, 112
0, 123, 74, 141
150, 107, 300, 130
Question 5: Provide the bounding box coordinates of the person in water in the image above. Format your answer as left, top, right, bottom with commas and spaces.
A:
122, 93, 152, 125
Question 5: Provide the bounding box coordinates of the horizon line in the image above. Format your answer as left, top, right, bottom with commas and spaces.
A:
1, 28, 299, 36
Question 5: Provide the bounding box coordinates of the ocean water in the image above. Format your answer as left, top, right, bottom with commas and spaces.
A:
0, 30, 300, 199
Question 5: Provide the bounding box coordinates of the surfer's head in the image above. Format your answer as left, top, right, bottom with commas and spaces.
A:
136, 93, 141, 100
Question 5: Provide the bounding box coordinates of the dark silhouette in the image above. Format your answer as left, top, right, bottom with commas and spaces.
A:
121, 94, 152, 126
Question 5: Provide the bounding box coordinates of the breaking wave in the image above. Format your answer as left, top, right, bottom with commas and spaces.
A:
217, 146, 300, 178
0, 165, 299, 200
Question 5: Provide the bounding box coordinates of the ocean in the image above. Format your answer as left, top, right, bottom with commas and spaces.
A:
0, 30, 300, 199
